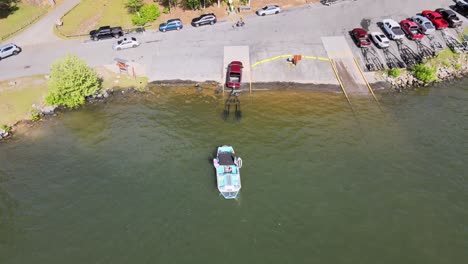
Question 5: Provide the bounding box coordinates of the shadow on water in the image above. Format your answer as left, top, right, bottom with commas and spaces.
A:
222, 94, 242, 122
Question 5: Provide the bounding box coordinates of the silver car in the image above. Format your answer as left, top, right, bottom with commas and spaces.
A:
112, 37, 140, 50
370, 32, 390, 48
0, 43, 21, 61
412, 15, 435, 34
256, 5, 281, 16
382, 19, 405, 40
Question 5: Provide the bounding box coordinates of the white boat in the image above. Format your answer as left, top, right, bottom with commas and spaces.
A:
213, 145, 243, 199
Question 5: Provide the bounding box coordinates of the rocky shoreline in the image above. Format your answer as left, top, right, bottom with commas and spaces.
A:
385, 54, 468, 92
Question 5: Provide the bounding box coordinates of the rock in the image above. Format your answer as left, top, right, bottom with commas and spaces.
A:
116, 75, 121, 79
8, 81, 16, 86
44, 75, 50, 79
114, 80, 119, 84
103, 91, 109, 98
41, 105, 56, 115
96, 93, 103, 99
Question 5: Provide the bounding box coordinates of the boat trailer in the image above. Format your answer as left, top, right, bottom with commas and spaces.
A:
382, 48, 405, 69
223, 94, 242, 121
360, 47, 385, 71
427, 34, 443, 52
415, 40, 436, 60
441, 29, 467, 53
396, 39, 423, 67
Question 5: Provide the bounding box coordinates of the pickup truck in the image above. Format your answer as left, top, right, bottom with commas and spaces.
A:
454, 0, 468, 17
89, 26, 123, 41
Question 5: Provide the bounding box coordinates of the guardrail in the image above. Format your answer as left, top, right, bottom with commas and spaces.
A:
0, 10, 47, 41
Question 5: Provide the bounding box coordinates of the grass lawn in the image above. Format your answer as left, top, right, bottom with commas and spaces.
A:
0, 76, 49, 126
0, 2, 47, 40
60, 0, 133, 36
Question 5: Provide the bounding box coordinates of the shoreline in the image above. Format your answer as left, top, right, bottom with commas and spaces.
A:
2, 74, 468, 143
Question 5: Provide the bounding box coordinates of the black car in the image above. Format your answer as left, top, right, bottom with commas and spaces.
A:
454, 0, 468, 17
435, 8, 463, 27
191, 13, 217, 27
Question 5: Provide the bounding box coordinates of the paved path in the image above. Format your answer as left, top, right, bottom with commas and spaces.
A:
0, 0, 462, 86
9, 0, 81, 46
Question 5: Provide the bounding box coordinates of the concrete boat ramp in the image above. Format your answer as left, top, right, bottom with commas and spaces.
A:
322, 36, 373, 97
223, 46, 251, 93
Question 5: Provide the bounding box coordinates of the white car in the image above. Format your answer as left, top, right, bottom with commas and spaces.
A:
412, 15, 436, 34
112, 37, 140, 50
370, 32, 390, 48
256, 5, 281, 16
382, 19, 405, 40
0, 43, 21, 61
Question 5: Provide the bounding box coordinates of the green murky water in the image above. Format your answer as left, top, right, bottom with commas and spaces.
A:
1, 81, 467, 264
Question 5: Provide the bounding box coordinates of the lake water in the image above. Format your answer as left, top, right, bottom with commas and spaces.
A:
1, 80, 467, 264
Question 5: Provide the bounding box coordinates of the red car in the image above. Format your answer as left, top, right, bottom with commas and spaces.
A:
226, 61, 243, 89
350, 28, 372, 48
421, 10, 449, 29
400, 20, 424, 40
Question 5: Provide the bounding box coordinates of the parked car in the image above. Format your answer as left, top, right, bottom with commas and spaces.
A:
435, 8, 463, 28
0, 43, 21, 61
370, 32, 390, 48
89, 26, 123, 41
422, 10, 449, 29
113, 37, 140, 50
226, 61, 243, 89
400, 20, 424, 40
191, 13, 217, 27
256, 5, 281, 16
454, 0, 468, 16
159, 19, 183, 32
350, 28, 372, 47
411, 15, 436, 34
381, 19, 405, 40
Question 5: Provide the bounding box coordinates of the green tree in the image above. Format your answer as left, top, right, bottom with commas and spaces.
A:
132, 3, 160, 26
157, 0, 179, 13
0, 0, 19, 19
185, 0, 200, 10
45, 54, 100, 108
126, 0, 143, 13
410, 64, 438, 83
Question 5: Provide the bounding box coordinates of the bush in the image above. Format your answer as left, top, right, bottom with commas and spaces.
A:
45, 54, 100, 108
132, 4, 160, 26
387, 68, 401, 78
0, 125, 11, 132
163, 7, 169, 14
30, 112, 41, 122
454, 64, 462, 70
410, 64, 438, 83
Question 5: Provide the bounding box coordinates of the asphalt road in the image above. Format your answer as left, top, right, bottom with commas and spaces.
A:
0, 0, 463, 84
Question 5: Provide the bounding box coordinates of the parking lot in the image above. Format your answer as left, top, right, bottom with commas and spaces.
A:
346, 13, 467, 73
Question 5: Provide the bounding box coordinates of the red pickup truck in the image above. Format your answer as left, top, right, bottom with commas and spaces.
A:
226, 61, 243, 89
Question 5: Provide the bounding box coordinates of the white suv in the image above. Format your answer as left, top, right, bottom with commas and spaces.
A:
0, 43, 22, 61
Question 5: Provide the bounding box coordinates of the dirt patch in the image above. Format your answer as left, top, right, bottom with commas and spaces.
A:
77, 12, 103, 35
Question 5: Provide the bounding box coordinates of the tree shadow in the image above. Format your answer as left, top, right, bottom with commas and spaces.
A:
360, 18, 371, 31
0, 0, 20, 19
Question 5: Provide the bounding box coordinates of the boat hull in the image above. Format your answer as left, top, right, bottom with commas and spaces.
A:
213, 146, 242, 199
